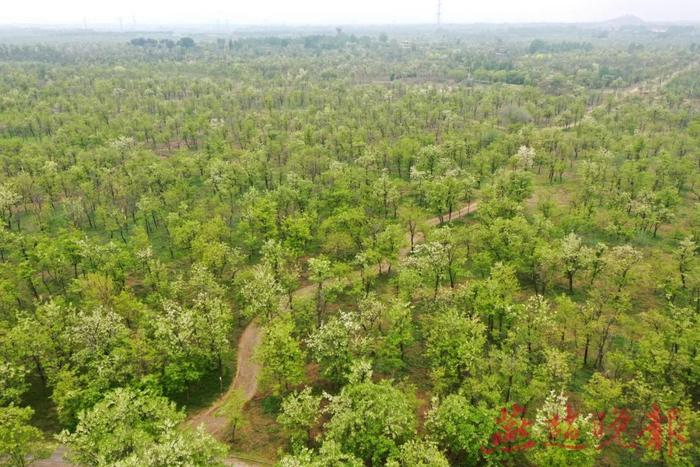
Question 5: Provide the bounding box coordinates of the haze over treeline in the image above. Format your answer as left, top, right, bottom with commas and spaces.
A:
2, 0, 700, 26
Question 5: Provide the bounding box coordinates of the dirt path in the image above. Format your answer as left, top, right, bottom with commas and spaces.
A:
187, 322, 263, 438
33, 201, 479, 467
188, 200, 480, 465
34, 322, 266, 466
31, 446, 68, 467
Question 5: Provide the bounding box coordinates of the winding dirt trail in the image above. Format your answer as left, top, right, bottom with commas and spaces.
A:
33, 203, 479, 467
209, 200, 479, 465
215, 204, 481, 461
187, 322, 263, 438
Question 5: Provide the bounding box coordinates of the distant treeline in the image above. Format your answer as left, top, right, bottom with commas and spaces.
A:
129, 37, 195, 48
529, 39, 594, 54
228, 33, 378, 52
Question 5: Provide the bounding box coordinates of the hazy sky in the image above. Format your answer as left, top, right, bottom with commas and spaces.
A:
3, 0, 700, 25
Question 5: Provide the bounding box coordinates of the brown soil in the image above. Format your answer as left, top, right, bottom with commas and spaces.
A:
188, 321, 263, 438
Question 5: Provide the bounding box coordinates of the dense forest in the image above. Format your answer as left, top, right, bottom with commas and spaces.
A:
1, 23, 700, 466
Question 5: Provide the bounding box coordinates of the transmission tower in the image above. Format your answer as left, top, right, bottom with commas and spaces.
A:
437, 0, 442, 25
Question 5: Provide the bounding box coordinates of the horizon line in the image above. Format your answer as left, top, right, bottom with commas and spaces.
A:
3, 19, 700, 29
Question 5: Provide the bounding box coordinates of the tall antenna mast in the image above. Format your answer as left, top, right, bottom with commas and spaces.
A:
437, 0, 442, 26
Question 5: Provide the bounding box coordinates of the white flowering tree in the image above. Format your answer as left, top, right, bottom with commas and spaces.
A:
603, 244, 642, 292
240, 264, 284, 322
154, 264, 233, 394
192, 292, 232, 372
306, 312, 369, 385
385, 439, 449, 467
559, 233, 591, 293
424, 394, 495, 465
261, 239, 300, 304
401, 241, 448, 298
277, 440, 363, 467
528, 391, 599, 467
515, 145, 536, 170
516, 295, 555, 357
322, 375, 417, 465
0, 361, 28, 406
0, 405, 43, 466
60, 388, 227, 466
675, 236, 697, 290
0, 184, 22, 230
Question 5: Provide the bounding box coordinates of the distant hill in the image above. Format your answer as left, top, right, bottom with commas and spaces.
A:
603, 15, 646, 27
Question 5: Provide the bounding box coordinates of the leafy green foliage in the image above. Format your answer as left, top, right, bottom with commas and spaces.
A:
256, 314, 305, 394
216, 390, 247, 443
323, 368, 417, 464
386, 439, 450, 467
277, 388, 321, 452
425, 394, 495, 465
60, 388, 227, 466
0, 405, 43, 467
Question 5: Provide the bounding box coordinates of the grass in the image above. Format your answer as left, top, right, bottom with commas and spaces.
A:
229, 396, 285, 463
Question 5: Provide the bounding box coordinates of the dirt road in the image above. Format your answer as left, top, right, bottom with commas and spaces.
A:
34, 202, 479, 467
187, 322, 263, 438
209, 200, 479, 465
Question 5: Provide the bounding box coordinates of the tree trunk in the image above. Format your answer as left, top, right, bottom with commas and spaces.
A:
316, 283, 324, 328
